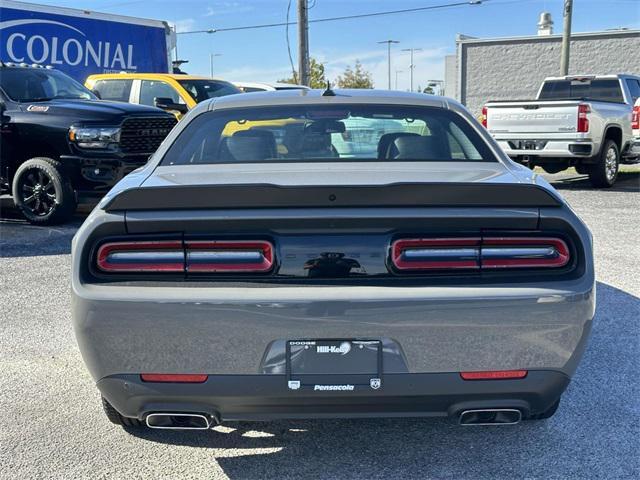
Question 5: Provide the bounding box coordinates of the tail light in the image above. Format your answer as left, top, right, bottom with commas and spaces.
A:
632, 104, 640, 130
96, 239, 274, 274
96, 241, 184, 272
577, 104, 590, 133
460, 370, 527, 380
141, 374, 208, 383
391, 236, 570, 272
185, 240, 273, 273
481, 105, 488, 128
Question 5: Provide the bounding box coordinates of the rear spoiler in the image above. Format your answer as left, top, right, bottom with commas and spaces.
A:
103, 183, 562, 211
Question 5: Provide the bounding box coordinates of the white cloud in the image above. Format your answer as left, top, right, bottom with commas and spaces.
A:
169, 18, 196, 33
204, 2, 253, 17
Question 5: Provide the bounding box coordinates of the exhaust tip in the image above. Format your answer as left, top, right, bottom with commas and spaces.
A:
146, 413, 211, 430
459, 408, 522, 426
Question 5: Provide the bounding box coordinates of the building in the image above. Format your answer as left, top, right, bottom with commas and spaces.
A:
445, 24, 640, 116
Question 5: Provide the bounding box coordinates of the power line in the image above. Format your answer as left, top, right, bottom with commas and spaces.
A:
177, 0, 486, 35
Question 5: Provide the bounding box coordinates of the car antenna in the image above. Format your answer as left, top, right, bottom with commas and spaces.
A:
322, 81, 336, 97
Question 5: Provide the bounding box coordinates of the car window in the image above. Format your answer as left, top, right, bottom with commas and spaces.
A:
177, 80, 241, 103
539, 79, 624, 103
625, 79, 640, 104
240, 86, 267, 93
139, 80, 184, 106
0, 68, 95, 102
92, 79, 133, 102
161, 105, 495, 166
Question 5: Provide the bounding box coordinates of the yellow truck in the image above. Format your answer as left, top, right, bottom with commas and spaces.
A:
85, 73, 241, 119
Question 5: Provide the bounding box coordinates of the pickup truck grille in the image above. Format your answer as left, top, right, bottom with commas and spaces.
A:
119, 116, 177, 154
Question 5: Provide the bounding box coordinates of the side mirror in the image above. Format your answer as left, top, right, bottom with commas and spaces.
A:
91, 89, 102, 100
154, 97, 188, 114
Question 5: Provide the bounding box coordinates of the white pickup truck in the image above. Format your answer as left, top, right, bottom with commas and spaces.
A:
483, 75, 640, 187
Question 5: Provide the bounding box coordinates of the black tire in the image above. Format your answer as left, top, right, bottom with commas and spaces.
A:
588, 139, 619, 188
525, 398, 560, 421
101, 396, 144, 427
11, 157, 76, 225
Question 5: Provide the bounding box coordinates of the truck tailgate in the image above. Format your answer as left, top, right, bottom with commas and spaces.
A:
487, 101, 580, 135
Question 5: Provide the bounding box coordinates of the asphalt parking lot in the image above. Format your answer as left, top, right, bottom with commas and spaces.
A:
1, 169, 639, 480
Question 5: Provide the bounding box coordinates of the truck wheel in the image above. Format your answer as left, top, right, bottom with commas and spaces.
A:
589, 140, 619, 188
101, 396, 144, 427
11, 157, 76, 225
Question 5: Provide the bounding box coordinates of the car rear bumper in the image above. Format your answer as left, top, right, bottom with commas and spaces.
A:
97, 370, 570, 422
495, 140, 596, 160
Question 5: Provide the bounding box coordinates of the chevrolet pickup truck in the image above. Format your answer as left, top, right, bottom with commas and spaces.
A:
483, 75, 640, 187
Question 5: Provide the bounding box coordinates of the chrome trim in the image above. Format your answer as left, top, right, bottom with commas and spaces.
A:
458, 408, 522, 426
481, 246, 557, 260
145, 413, 211, 430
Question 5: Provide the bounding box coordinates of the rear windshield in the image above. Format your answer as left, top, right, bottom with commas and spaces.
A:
177, 79, 241, 103
161, 104, 496, 165
539, 79, 624, 103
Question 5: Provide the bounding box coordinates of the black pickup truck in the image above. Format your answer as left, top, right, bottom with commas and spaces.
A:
0, 63, 177, 224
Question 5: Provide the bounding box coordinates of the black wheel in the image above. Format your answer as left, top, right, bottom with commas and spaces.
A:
11, 157, 76, 225
589, 140, 619, 188
101, 396, 144, 427
525, 398, 560, 421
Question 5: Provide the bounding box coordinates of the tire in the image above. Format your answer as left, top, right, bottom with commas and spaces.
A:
11, 157, 76, 225
525, 398, 560, 421
101, 396, 144, 427
588, 139, 619, 188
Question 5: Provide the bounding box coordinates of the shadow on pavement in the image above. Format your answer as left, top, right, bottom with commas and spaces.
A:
123, 281, 639, 479
546, 170, 640, 192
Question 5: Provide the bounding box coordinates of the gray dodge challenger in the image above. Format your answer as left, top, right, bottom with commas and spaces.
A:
71, 89, 594, 430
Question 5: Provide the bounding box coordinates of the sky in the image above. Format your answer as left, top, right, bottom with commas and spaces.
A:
32, 0, 640, 90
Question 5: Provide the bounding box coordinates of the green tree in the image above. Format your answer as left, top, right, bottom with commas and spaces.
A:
336, 60, 374, 89
278, 57, 326, 88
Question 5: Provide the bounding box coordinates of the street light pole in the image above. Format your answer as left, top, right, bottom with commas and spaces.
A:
401, 48, 422, 92
560, 0, 573, 75
395, 70, 403, 90
209, 53, 222, 77
298, 0, 310, 86
378, 40, 399, 90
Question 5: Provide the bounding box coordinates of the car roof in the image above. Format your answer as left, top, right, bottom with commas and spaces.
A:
233, 81, 310, 90
87, 73, 228, 82
206, 88, 453, 110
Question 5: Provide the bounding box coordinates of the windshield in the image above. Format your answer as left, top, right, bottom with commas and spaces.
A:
0, 68, 95, 102
178, 79, 241, 103
161, 104, 496, 166
539, 79, 624, 103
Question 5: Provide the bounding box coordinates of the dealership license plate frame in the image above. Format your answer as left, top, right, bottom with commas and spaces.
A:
286, 339, 383, 391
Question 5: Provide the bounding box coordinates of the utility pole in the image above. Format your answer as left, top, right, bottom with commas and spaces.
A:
560, 0, 573, 75
209, 53, 222, 77
298, 0, 310, 86
395, 70, 403, 90
401, 47, 422, 92
378, 40, 399, 90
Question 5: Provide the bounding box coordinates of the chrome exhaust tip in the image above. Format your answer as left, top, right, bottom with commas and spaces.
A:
145, 413, 211, 430
459, 408, 522, 426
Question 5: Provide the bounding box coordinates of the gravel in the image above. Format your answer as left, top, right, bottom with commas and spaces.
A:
1, 170, 638, 480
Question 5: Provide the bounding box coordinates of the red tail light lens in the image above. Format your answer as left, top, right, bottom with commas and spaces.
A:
577, 104, 590, 133
481, 105, 488, 128
481, 237, 569, 269
632, 105, 640, 130
141, 374, 208, 383
185, 240, 274, 273
391, 236, 570, 272
460, 370, 527, 380
391, 238, 481, 271
96, 239, 275, 274
96, 241, 184, 272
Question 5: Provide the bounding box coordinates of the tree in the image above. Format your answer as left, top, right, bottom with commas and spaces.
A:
336, 60, 374, 89
278, 57, 326, 88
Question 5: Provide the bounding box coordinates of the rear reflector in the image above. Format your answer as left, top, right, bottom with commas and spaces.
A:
460, 370, 528, 380
140, 374, 208, 383
185, 240, 274, 273
96, 241, 184, 272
